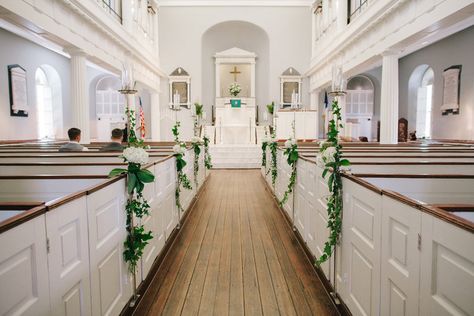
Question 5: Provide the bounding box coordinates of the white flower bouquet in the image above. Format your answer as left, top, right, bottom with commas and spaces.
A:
229, 82, 242, 97
123, 147, 149, 165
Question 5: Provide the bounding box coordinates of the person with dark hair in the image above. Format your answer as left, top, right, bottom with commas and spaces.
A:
59, 128, 88, 152
100, 128, 125, 152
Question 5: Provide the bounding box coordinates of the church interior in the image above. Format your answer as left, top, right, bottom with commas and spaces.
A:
0, 0, 473, 315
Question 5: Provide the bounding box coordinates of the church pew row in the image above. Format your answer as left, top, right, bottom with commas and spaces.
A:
0, 147, 206, 316
261, 148, 474, 316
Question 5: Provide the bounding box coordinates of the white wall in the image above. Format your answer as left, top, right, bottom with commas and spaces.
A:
399, 25, 474, 141
0, 27, 71, 140
158, 6, 311, 139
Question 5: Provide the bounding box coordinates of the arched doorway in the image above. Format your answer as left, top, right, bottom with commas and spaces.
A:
35, 65, 63, 139
346, 75, 375, 140
94, 75, 125, 141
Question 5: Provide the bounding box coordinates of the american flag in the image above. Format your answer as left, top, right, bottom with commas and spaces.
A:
139, 97, 146, 139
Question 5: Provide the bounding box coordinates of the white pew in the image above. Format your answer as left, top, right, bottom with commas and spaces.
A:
0, 147, 207, 316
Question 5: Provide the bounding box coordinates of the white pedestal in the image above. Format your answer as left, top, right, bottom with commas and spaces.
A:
276, 110, 318, 140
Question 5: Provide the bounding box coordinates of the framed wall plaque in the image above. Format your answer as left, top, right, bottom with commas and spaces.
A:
440, 65, 462, 115
8, 64, 29, 117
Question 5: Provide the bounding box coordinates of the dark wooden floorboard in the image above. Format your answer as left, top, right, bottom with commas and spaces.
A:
135, 170, 338, 316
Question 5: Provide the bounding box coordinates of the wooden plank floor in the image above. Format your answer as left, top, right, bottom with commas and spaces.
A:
134, 170, 338, 316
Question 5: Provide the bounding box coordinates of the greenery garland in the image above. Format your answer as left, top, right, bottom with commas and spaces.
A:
203, 135, 213, 169
279, 139, 298, 206
261, 141, 268, 168
172, 122, 192, 213
191, 138, 202, 188
109, 106, 154, 273
316, 100, 350, 265
268, 139, 278, 187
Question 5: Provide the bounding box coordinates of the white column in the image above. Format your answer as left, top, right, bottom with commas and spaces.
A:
122, 0, 133, 32
68, 48, 90, 144
311, 7, 316, 55
150, 92, 160, 140
337, 0, 348, 31
250, 61, 256, 98
311, 90, 319, 139
380, 52, 399, 144
215, 61, 221, 98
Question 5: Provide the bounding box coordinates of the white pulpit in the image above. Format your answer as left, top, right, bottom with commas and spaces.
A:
276, 110, 318, 140
215, 98, 256, 144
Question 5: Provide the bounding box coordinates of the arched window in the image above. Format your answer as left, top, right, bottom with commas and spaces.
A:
35, 68, 54, 139
416, 67, 434, 139
35, 65, 63, 139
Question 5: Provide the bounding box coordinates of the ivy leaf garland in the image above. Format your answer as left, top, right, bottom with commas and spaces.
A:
316, 100, 350, 265
108, 106, 155, 274
203, 135, 213, 169
191, 137, 202, 188
173, 122, 193, 214
279, 139, 298, 207
261, 141, 268, 168
268, 139, 278, 187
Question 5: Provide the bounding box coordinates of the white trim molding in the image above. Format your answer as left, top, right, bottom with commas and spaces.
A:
307, 0, 474, 92
158, 0, 313, 7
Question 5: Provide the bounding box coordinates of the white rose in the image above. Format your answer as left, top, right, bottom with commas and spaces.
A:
285, 138, 297, 148
316, 154, 325, 168
173, 144, 186, 155
322, 146, 337, 163
123, 147, 149, 165
261, 136, 271, 143
191, 136, 203, 143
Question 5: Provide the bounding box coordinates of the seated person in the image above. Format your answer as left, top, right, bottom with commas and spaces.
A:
59, 128, 89, 152
100, 128, 125, 152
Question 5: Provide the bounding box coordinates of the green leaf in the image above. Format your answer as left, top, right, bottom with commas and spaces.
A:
340, 159, 351, 166
137, 169, 155, 183
128, 173, 137, 194
108, 168, 127, 178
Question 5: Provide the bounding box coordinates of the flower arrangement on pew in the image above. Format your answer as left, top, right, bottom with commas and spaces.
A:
191, 135, 203, 188
203, 135, 213, 169
172, 122, 192, 213
108, 109, 154, 274
279, 138, 298, 206
316, 100, 350, 265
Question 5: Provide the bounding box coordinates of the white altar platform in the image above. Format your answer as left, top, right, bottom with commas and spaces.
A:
209, 144, 260, 169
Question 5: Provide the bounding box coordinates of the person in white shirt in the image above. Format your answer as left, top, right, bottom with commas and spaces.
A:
59, 128, 89, 152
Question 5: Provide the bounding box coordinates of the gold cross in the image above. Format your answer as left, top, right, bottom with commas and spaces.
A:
230, 66, 241, 82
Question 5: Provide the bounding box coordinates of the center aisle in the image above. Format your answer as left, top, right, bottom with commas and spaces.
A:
134, 170, 338, 316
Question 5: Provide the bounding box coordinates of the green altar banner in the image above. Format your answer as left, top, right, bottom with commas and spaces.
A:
230, 99, 241, 108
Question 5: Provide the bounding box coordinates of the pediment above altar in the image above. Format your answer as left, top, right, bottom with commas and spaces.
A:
214, 47, 257, 59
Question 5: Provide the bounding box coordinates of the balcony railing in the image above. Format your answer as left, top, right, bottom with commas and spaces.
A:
348, 0, 369, 23
97, 0, 122, 23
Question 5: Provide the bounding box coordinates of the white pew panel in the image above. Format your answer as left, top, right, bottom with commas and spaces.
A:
0, 215, 50, 315
420, 213, 474, 315
86, 180, 131, 316
380, 196, 421, 316
340, 179, 382, 316
46, 197, 92, 316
